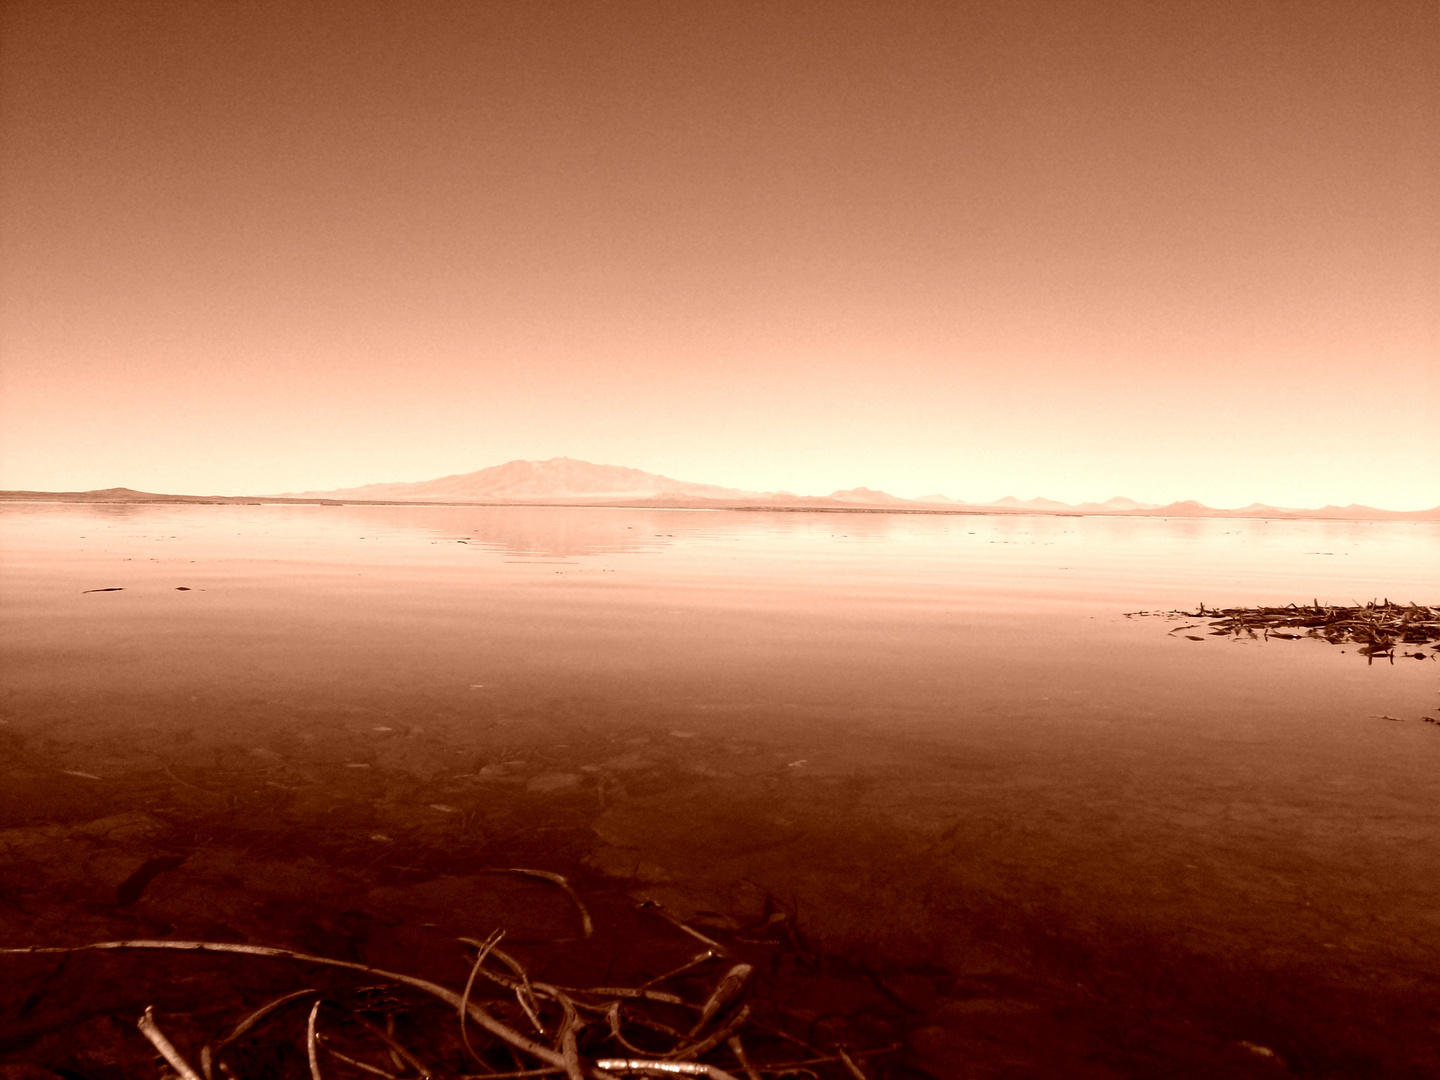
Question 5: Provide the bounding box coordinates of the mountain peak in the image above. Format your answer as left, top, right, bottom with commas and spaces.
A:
987, 495, 1072, 510
287, 458, 756, 503
828, 487, 909, 504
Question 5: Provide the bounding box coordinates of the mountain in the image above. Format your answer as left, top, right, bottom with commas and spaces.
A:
826, 487, 913, 505
9, 460, 1436, 521
986, 495, 1074, 510
284, 457, 759, 503
280, 464, 1440, 520
0, 487, 339, 505
1076, 496, 1158, 511
1111, 500, 1440, 520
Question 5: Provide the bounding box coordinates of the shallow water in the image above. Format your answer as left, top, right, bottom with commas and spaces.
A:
2, 502, 1438, 1077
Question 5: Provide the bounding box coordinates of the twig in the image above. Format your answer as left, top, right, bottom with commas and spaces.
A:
485, 869, 595, 940
835, 1047, 867, 1080
217, 988, 319, 1050
737, 1016, 819, 1056
606, 1002, 664, 1057
636, 902, 729, 955
564, 987, 688, 1007
386, 1013, 406, 1076
350, 1010, 436, 1078
307, 999, 323, 1080
459, 940, 688, 1013
137, 1006, 204, 1080
689, 965, 752, 1037
1, 940, 613, 1079
639, 951, 719, 992
558, 994, 586, 1080
488, 946, 548, 1035
319, 1034, 401, 1079
594, 1063, 740, 1079
461, 929, 506, 1064
664, 1005, 751, 1062
604, 1007, 691, 1045
724, 1037, 762, 1080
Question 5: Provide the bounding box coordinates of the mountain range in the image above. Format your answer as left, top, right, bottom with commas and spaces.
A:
272, 457, 1439, 521
286, 457, 756, 504
4, 458, 1435, 520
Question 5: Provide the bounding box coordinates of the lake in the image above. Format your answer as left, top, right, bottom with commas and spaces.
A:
2, 502, 1438, 1078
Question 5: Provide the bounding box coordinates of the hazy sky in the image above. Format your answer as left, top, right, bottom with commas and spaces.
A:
2, 0, 1436, 507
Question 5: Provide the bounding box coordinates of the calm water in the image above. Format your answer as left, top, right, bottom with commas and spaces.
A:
3, 502, 1439, 1074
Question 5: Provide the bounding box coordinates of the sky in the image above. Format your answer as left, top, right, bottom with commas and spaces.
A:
1, 0, 1436, 508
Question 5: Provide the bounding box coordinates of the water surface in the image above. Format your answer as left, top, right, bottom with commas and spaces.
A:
2, 503, 1438, 1076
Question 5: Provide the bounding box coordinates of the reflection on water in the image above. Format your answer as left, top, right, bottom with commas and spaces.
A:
5, 498, 1435, 588
2, 502, 1439, 1075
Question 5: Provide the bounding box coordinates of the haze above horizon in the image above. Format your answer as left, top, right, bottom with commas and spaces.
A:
2, 1, 1435, 509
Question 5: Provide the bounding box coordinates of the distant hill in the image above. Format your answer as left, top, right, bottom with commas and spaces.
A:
283, 457, 758, 503
0, 487, 338, 505
826, 487, 915, 506
1120, 500, 1440, 521
277, 464, 1437, 520
1076, 496, 1157, 511
6, 459, 1437, 521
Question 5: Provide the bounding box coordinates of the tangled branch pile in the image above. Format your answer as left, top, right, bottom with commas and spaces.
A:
1178, 601, 1440, 660
2, 886, 893, 1080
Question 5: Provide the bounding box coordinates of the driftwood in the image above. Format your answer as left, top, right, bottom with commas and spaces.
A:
1136, 601, 1440, 662
1, 879, 896, 1080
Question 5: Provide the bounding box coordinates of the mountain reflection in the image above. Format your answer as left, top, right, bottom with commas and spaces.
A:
342, 503, 966, 558
337, 504, 713, 558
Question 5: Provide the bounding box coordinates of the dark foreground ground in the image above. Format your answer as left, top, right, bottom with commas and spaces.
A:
1, 703, 1436, 1080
